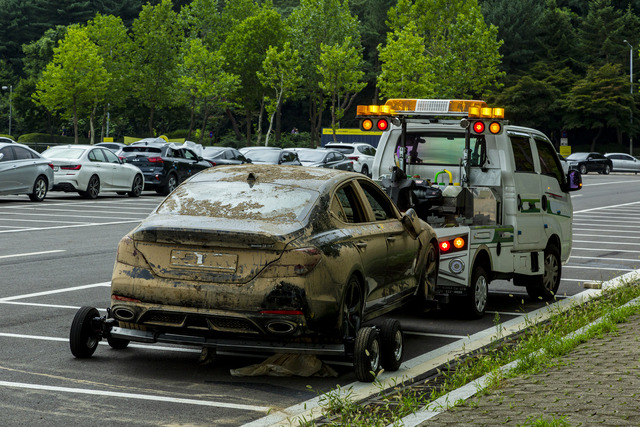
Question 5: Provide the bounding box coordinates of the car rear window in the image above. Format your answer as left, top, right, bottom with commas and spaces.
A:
121, 146, 162, 155
325, 146, 354, 154
156, 181, 318, 222
42, 147, 85, 159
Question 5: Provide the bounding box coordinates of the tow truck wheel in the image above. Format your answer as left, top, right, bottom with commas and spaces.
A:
527, 245, 561, 301
70, 306, 101, 358
466, 265, 488, 318
354, 326, 381, 382
379, 319, 404, 372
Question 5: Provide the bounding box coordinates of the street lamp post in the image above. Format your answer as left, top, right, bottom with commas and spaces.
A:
624, 40, 633, 155
1, 85, 11, 136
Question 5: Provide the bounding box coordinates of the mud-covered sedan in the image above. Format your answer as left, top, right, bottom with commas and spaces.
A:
70, 165, 439, 382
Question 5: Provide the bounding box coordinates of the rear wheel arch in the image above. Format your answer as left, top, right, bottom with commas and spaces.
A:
471, 248, 492, 281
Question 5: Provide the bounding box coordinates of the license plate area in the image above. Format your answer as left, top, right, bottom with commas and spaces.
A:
170, 250, 238, 271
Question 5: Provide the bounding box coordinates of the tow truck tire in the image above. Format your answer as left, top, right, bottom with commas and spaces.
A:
107, 336, 130, 350
526, 245, 561, 301
466, 265, 488, 318
70, 306, 101, 358
354, 326, 381, 382
379, 319, 403, 372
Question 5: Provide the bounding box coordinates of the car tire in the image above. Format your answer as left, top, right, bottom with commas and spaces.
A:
341, 276, 363, 340
379, 319, 403, 372
579, 164, 587, 174
603, 164, 611, 175
526, 245, 561, 301
28, 176, 48, 202
129, 174, 143, 197
465, 264, 488, 318
161, 174, 178, 196
361, 164, 369, 177
80, 175, 100, 199
354, 326, 381, 382
70, 306, 101, 358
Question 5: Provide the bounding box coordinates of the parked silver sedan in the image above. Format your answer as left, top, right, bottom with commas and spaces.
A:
291, 147, 354, 171
604, 153, 640, 174
42, 145, 145, 199
0, 142, 53, 201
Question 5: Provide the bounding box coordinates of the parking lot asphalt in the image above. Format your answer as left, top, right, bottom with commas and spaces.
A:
412, 305, 640, 426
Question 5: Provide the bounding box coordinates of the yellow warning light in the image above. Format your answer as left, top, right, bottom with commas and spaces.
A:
385, 99, 418, 112
480, 107, 492, 118
453, 237, 465, 249
493, 108, 505, 119
468, 106, 481, 117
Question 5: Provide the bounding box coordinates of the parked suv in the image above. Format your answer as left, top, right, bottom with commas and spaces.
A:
117, 138, 211, 195
324, 142, 376, 176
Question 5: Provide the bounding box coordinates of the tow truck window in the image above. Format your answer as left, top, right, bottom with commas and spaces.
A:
396, 132, 484, 166
510, 135, 535, 172
534, 137, 564, 184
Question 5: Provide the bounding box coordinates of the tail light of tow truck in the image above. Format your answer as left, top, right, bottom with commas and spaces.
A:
439, 236, 467, 253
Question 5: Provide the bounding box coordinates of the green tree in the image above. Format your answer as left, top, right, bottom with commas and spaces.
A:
318, 38, 367, 141
258, 42, 302, 146
578, 0, 631, 66
85, 13, 133, 141
383, 0, 503, 98
130, 0, 183, 136
562, 63, 635, 150
178, 38, 240, 143
377, 22, 434, 99
33, 26, 110, 143
288, 0, 360, 145
222, 4, 286, 145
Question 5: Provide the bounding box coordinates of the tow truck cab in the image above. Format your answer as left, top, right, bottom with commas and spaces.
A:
358, 99, 582, 317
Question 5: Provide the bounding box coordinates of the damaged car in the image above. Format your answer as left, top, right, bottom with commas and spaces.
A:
70, 164, 439, 382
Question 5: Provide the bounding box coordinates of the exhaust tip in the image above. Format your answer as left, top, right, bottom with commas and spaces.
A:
113, 307, 136, 321
266, 320, 297, 335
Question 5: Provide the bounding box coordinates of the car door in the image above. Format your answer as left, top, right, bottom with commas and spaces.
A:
510, 133, 544, 251
0, 146, 20, 193
184, 148, 209, 175
331, 182, 389, 313
11, 146, 41, 193
103, 148, 130, 189
87, 148, 113, 189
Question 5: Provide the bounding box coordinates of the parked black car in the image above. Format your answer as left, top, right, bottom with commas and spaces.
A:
245, 148, 302, 165
116, 139, 211, 195
292, 148, 354, 171
201, 146, 251, 166
565, 152, 612, 175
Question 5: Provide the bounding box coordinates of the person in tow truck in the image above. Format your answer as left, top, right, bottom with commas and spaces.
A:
356, 98, 582, 317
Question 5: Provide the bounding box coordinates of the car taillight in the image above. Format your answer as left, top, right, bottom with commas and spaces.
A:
148, 157, 164, 163
347, 156, 359, 161
207, 160, 216, 167
112, 294, 141, 303
47, 163, 54, 170
261, 247, 323, 277
60, 165, 81, 170
115, 235, 149, 267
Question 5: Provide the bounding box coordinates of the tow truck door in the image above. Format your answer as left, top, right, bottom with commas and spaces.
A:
509, 133, 544, 251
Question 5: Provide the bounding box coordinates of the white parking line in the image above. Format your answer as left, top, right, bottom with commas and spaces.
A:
573, 219, 640, 226
0, 381, 270, 412
573, 240, 640, 246
0, 250, 65, 260
0, 212, 143, 220
570, 255, 640, 263
564, 265, 634, 272
405, 331, 467, 339
572, 247, 640, 254
0, 301, 103, 310
573, 233, 640, 239
573, 227, 640, 234
574, 201, 640, 213
0, 221, 141, 234
0, 283, 110, 302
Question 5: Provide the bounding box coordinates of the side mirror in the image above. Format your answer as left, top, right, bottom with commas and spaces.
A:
401, 208, 422, 239
563, 169, 582, 192
246, 158, 252, 164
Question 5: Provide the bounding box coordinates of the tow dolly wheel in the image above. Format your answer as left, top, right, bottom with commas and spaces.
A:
70, 306, 101, 358
379, 319, 404, 372
354, 326, 381, 382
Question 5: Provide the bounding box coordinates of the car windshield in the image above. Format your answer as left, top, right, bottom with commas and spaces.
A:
326, 146, 354, 154
42, 147, 85, 159
156, 181, 318, 222
296, 150, 327, 162
248, 150, 280, 162
566, 153, 589, 161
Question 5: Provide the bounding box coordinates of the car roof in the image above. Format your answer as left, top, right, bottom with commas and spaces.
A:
189, 164, 361, 192
0, 137, 16, 143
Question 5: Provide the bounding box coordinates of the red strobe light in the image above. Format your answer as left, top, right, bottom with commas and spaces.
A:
377, 119, 389, 131
473, 121, 485, 133
440, 241, 451, 252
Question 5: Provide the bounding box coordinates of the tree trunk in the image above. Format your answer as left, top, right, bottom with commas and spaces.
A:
100, 106, 106, 142
199, 104, 210, 145
276, 100, 282, 143
187, 96, 196, 140
256, 96, 265, 146
148, 105, 155, 137
225, 108, 243, 142
589, 127, 603, 152
73, 98, 79, 144
245, 107, 252, 146
89, 104, 96, 145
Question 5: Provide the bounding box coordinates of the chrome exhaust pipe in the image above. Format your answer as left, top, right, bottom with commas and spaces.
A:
266, 320, 297, 335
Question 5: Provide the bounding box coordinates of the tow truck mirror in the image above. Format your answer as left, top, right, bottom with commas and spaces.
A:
564, 170, 582, 192
401, 208, 422, 239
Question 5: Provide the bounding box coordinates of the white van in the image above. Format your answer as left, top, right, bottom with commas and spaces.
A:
357, 99, 582, 317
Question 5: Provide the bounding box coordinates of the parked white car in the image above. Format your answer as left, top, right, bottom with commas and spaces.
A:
604, 152, 640, 174
323, 142, 376, 176
42, 145, 145, 199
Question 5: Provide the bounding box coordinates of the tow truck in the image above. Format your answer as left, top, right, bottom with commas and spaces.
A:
357, 99, 582, 317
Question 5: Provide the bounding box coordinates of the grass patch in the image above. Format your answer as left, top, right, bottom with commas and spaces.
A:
303, 283, 640, 426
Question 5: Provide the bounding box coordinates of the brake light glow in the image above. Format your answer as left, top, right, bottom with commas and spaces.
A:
112, 294, 142, 303
473, 121, 485, 133
148, 157, 164, 163
47, 163, 54, 170
377, 119, 389, 131
60, 165, 81, 170
440, 241, 451, 251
